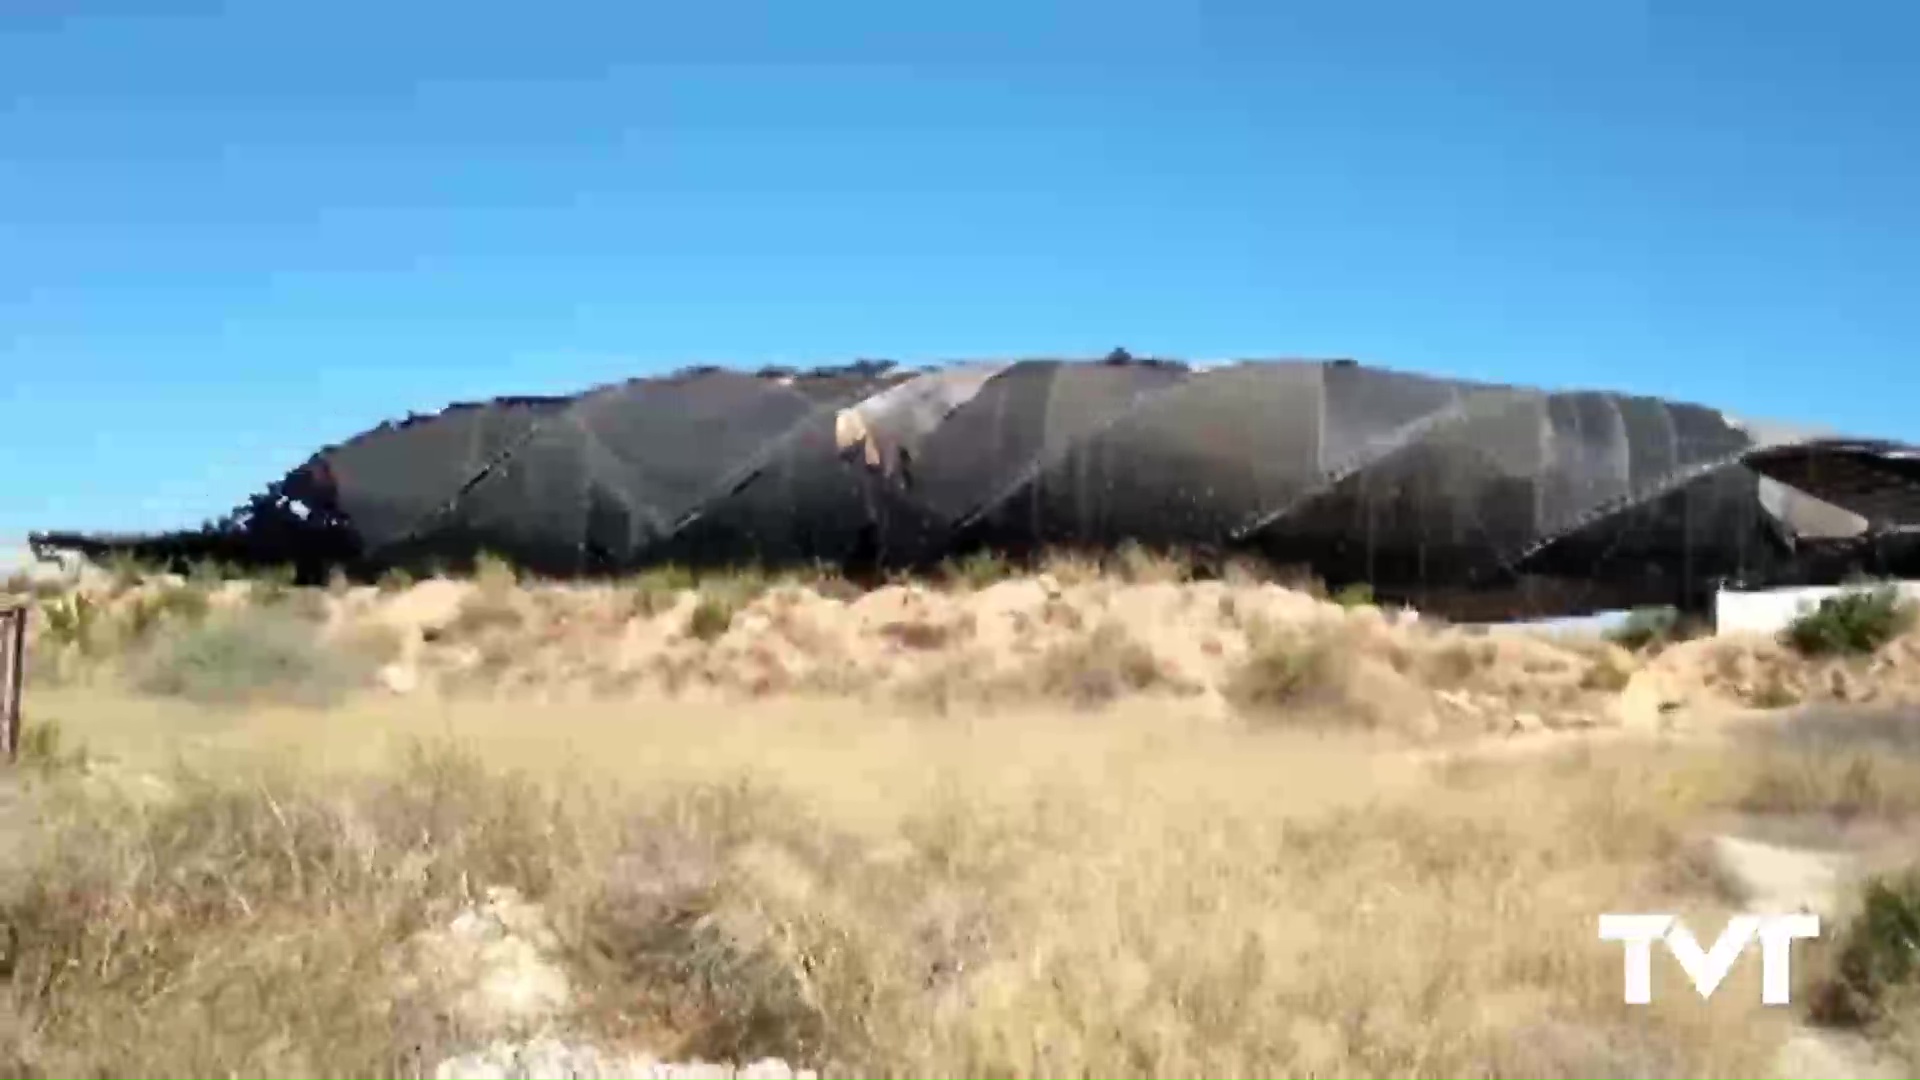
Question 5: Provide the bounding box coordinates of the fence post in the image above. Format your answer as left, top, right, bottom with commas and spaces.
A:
1, 605, 22, 763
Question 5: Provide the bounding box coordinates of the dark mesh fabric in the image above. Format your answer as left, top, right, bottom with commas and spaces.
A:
1047, 362, 1324, 547
1609, 396, 1673, 496
1319, 363, 1479, 471
982, 361, 1193, 548
327, 368, 895, 573
656, 413, 948, 570
438, 425, 591, 574
1520, 469, 1773, 610
132, 356, 1916, 618
1539, 393, 1632, 540
911, 361, 1183, 542
1244, 389, 1551, 584
565, 371, 832, 552
322, 402, 555, 550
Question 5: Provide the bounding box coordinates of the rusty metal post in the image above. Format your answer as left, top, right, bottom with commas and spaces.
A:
1, 606, 21, 764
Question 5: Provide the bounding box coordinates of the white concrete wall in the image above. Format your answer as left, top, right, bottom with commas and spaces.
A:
1714, 581, 1920, 636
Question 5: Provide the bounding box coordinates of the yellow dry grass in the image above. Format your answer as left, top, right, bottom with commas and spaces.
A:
2, 685, 1815, 1078
9, 564, 1920, 1077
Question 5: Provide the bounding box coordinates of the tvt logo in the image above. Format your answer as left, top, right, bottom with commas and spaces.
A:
1598, 913, 1821, 1004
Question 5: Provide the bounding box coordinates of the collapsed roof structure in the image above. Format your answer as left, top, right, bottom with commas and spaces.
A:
33, 356, 1920, 619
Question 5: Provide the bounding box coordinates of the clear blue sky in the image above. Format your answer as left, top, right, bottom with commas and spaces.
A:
3, 1, 1915, 537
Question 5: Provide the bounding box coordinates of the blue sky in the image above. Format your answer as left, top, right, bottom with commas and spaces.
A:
3, 0, 1915, 537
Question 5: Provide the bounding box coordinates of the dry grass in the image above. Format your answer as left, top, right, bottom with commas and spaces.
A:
126, 606, 384, 708
939, 550, 1016, 592
0, 742, 598, 1078
1226, 621, 1351, 716
17, 558, 1920, 1075
1686, 708, 1920, 821
35, 593, 102, 654
1578, 647, 1637, 692
119, 583, 213, 642
445, 554, 528, 639
1694, 708, 1920, 1073
935, 545, 1193, 591
3, 571, 72, 600
10, 557, 1661, 734
1024, 619, 1176, 707
1221, 619, 1444, 734
449, 588, 526, 638
0, 687, 1817, 1079
878, 613, 974, 651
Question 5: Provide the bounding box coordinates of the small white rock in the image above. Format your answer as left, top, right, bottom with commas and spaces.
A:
377, 661, 420, 694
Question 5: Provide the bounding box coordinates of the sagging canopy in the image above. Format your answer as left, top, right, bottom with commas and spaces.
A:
36, 358, 1920, 617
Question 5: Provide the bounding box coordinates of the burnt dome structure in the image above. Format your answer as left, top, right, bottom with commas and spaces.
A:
33, 357, 1920, 620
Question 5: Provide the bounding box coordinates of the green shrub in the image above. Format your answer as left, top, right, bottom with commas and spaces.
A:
1782, 586, 1916, 658
686, 593, 738, 642
1109, 541, 1192, 584
1608, 607, 1680, 652
1332, 582, 1375, 609
472, 550, 518, 591
630, 565, 696, 618
681, 571, 770, 641
129, 609, 373, 708
1812, 868, 1920, 1026
186, 558, 241, 587
940, 550, 1015, 591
